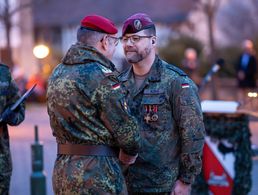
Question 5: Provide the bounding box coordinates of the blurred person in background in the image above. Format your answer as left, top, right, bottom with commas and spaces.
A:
26, 73, 46, 102
182, 48, 200, 85
236, 39, 257, 102
12, 64, 27, 95
0, 63, 25, 195
47, 15, 140, 194
119, 13, 205, 195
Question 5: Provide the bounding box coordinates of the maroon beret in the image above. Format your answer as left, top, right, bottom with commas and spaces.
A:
122, 13, 155, 36
81, 14, 118, 34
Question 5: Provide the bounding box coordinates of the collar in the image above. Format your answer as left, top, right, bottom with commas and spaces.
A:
148, 56, 161, 82
62, 42, 115, 71
119, 55, 161, 82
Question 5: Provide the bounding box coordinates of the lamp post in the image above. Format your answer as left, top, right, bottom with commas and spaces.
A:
33, 44, 49, 73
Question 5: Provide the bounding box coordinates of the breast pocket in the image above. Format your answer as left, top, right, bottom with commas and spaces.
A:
141, 89, 166, 125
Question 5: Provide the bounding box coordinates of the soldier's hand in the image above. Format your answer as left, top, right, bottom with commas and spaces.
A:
1, 107, 16, 124
171, 180, 191, 195
1, 104, 23, 124
119, 149, 138, 165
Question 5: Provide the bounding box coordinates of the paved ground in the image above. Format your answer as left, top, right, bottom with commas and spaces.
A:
9, 104, 55, 195
8, 102, 258, 195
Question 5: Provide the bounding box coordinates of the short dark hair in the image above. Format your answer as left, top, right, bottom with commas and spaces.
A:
77, 27, 104, 46
143, 25, 156, 36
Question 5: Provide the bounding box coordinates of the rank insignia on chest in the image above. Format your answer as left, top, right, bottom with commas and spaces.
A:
120, 99, 129, 113
123, 101, 128, 110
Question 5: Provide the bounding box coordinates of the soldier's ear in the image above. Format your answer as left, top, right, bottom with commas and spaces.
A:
101, 35, 109, 51
151, 36, 156, 46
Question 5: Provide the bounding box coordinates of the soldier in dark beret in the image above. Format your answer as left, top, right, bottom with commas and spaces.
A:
47, 15, 140, 194
0, 63, 25, 195
119, 13, 205, 195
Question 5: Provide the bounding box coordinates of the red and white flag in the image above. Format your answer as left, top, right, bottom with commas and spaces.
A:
181, 83, 189, 88
112, 83, 121, 90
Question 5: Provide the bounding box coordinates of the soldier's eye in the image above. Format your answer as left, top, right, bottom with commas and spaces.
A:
131, 36, 140, 42
121, 37, 129, 42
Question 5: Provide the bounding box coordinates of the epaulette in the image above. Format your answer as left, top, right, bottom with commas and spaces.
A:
97, 64, 121, 84
164, 62, 187, 76
98, 64, 113, 76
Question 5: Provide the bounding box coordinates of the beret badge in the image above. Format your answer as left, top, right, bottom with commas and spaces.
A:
134, 19, 142, 30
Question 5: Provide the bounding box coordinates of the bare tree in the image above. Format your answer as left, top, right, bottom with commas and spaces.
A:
0, 0, 31, 68
218, 0, 258, 44
195, 0, 222, 62
192, 0, 222, 99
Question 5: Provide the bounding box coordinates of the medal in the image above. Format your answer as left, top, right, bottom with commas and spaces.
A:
151, 114, 158, 121
144, 105, 159, 123
144, 113, 151, 123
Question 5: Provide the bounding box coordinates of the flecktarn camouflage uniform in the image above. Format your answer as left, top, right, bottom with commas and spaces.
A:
0, 64, 25, 195
47, 43, 140, 195
119, 56, 205, 193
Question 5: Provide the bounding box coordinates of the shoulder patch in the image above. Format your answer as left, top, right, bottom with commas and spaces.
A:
164, 62, 187, 76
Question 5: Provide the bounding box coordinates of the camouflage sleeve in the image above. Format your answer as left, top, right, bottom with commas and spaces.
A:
91, 76, 140, 156
5, 70, 25, 126
172, 77, 205, 184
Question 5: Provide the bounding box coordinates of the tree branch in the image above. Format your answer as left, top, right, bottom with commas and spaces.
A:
213, 0, 221, 12
9, 2, 32, 17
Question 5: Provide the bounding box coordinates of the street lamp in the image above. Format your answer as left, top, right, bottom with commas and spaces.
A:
31, 44, 50, 102
32, 43, 50, 76
33, 44, 49, 59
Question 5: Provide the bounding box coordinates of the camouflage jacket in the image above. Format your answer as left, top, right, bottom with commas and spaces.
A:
47, 43, 140, 194
0, 64, 25, 194
119, 56, 205, 193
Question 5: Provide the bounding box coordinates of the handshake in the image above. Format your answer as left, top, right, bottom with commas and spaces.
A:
119, 149, 138, 165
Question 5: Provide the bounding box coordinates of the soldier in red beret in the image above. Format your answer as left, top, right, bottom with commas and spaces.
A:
47, 14, 140, 194
119, 13, 205, 195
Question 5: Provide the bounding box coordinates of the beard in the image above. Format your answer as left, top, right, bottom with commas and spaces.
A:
125, 47, 151, 63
